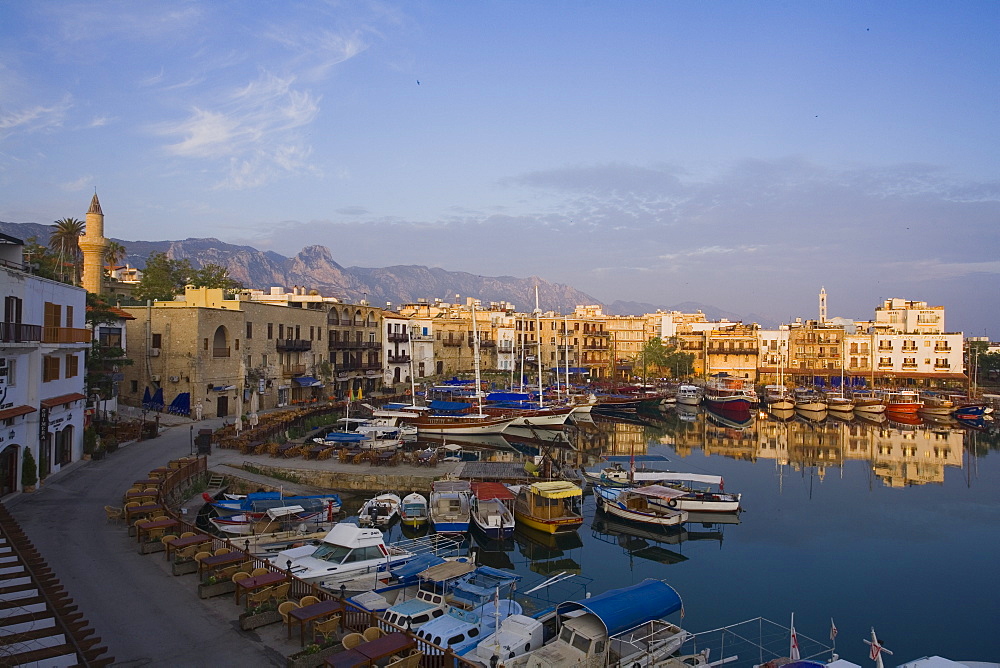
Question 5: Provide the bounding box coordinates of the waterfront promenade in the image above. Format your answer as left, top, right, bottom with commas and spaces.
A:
3, 413, 323, 666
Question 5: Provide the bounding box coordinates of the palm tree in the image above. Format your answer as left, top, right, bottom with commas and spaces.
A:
103, 240, 127, 276
49, 217, 85, 284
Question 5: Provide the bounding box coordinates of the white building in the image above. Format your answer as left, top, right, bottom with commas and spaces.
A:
874, 298, 945, 334
382, 313, 412, 388
1, 233, 89, 493
872, 331, 965, 384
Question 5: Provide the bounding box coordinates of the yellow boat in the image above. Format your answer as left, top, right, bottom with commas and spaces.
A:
512, 481, 583, 534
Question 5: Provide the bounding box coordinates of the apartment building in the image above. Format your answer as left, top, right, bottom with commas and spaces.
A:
1, 234, 89, 492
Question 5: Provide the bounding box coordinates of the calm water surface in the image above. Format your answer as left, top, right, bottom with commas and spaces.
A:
373, 407, 1000, 663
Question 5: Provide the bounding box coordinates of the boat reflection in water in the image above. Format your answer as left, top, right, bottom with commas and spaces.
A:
591, 515, 689, 565
513, 525, 583, 576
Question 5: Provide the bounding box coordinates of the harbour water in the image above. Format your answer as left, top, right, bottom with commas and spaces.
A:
360, 406, 1000, 663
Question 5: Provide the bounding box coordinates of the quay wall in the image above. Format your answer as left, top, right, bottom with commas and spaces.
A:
227, 463, 449, 495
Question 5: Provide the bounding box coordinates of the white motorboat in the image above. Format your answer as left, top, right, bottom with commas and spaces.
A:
675, 384, 703, 406
400, 492, 429, 527
358, 492, 401, 528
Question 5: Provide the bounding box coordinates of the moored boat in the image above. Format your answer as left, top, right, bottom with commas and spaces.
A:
703, 374, 756, 414
824, 390, 855, 412
885, 389, 923, 413
511, 481, 584, 534
470, 482, 516, 539
429, 479, 473, 534
594, 485, 689, 527
675, 383, 703, 406
647, 472, 742, 513
358, 492, 401, 528
852, 390, 887, 413
762, 384, 795, 411
400, 492, 429, 527
793, 387, 827, 412
918, 391, 955, 415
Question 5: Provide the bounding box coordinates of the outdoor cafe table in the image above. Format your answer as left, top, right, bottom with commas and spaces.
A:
288, 599, 345, 646
197, 552, 248, 579
149, 467, 173, 478
135, 517, 179, 543
235, 571, 287, 607
372, 450, 396, 466
324, 649, 368, 668
125, 503, 164, 523
354, 632, 416, 665
164, 533, 213, 561
133, 478, 163, 488
123, 491, 157, 504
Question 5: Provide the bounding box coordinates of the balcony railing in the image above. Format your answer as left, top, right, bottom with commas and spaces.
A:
283, 364, 306, 376
468, 339, 496, 347
330, 341, 363, 349
934, 346, 952, 352
410, 333, 434, 342
212, 347, 230, 358
387, 354, 411, 364
442, 338, 464, 347
497, 343, 514, 353
934, 363, 951, 369
276, 339, 312, 352
386, 332, 408, 342
42, 326, 91, 344
1, 322, 42, 343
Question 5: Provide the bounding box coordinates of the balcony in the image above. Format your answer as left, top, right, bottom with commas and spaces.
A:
361, 341, 382, 350
934, 363, 951, 369
902, 363, 918, 369
934, 346, 952, 352
583, 345, 607, 351
497, 343, 514, 353
212, 347, 230, 358
387, 332, 408, 343
442, 337, 465, 347
276, 338, 312, 352
387, 354, 411, 364
283, 364, 306, 376
468, 338, 496, 347
42, 326, 91, 344
330, 341, 363, 350
0, 322, 42, 343
410, 333, 434, 342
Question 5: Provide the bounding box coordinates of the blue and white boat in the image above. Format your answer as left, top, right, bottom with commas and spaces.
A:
416, 596, 523, 655
205, 490, 341, 525
470, 482, 516, 539
429, 479, 472, 534
501, 579, 688, 667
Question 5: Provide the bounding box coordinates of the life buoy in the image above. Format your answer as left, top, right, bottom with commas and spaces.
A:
405, 389, 412, 396
667, 498, 678, 508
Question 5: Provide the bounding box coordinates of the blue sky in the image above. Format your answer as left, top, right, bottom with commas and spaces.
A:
2, 1, 998, 336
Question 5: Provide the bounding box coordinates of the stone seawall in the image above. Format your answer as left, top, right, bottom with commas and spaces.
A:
226, 462, 447, 495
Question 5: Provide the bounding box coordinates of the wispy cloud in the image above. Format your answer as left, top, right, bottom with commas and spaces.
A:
60, 175, 93, 191
0, 94, 72, 138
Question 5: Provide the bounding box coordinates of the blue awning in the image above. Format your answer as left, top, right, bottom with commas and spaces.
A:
293, 376, 323, 387
556, 579, 683, 637
428, 400, 472, 412
486, 392, 532, 402
549, 367, 589, 374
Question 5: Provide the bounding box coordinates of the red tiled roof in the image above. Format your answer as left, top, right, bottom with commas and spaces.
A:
86, 305, 135, 320
0, 405, 36, 420
40, 392, 87, 408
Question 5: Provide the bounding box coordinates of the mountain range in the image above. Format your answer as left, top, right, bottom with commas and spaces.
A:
0, 220, 768, 324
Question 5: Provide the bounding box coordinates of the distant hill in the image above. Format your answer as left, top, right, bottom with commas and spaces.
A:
0, 220, 771, 324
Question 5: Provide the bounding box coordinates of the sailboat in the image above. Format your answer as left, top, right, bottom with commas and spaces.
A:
409, 301, 516, 435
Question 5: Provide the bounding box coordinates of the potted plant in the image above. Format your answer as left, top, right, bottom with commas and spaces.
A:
239, 600, 282, 631
197, 574, 236, 599
21, 449, 37, 493
286, 639, 343, 668
82, 427, 98, 460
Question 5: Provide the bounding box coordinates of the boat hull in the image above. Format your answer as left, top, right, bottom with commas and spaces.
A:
512, 511, 582, 534
596, 497, 688, 527
413, 415, 516, 435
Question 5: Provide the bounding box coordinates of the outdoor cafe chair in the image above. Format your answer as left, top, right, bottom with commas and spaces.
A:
270, 582, 291, 603
180, 532, 196, 539
341, 632, 364, 650
278, 601, 300, 625
298, 595, 321, 608
232, 571, 251, 584
247, 586, 274, 607
104, 505, 124, 524
250, 567, 269, 577
363, 626, 384, 642
312, 615, 342, 645
214, 547, 231, 556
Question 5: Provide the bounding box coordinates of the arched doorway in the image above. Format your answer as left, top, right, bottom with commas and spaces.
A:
0, 445, 17, 496
55, 425, 74, 466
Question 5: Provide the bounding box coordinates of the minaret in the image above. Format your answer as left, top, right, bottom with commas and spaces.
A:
819, 286, 827, 324
79, 193, 108, 295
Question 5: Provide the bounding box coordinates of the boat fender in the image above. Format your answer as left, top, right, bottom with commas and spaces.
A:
202, 492, 214, 503
667, 498, 678, 508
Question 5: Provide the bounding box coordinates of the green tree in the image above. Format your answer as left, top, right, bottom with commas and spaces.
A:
85, 293, 134, 403
21, 236, 62, 281
133, 252, 192, 302
49, 217, 85, 284
190, 263, 242, 290
21, 449, 37, 488
103, 240, 127, 272
633, 337, 696, 379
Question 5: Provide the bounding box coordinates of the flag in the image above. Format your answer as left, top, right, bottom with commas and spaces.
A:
830, 618, 838, 642
789, 613, 800, 660
870, 638, 882, 662
720, 477, 725, 492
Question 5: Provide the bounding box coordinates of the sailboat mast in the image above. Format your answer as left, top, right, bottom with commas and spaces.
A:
534, 286, 544, 407
407, 324, 417, 406
472, 300, 483, 416
564, 314, 571, 400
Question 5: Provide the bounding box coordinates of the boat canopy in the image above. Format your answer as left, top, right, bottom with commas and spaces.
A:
428, 400, 473, 412
388, 554, 445, 580
418, 559, 476, 582
485, 392, 532, 402
555, 579, 683, 638
529, 481, 582, 499
629, 485, 686, 500
432, 480, 472, 493
265, 505, 306, 519
471, 482, 516, 501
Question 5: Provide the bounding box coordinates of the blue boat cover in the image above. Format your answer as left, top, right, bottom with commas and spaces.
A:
391, 554, 446, 580
428, 400, 472, 412
486, 392, 532, 402
556, 579, 682, 637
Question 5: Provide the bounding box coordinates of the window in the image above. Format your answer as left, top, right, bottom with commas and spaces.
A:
246, 322, 253, 339
151, 333, 162, 348
0, 359, 13, 387
235, 339, 240, 351
44, 302, 61, 328
99, 327, 122, 348
130, 380, 138, 393
43, 356, 60, 382
65, 354, 78, 378
4, 296, 23, 324
203, 338, 209, 351
267, 323, 273, 339
65, 305, 73, 327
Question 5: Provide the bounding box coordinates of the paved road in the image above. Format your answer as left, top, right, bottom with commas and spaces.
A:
4, 417, 287, 667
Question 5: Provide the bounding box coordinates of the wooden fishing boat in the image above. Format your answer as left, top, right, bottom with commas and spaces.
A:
511, 481, 583, 534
